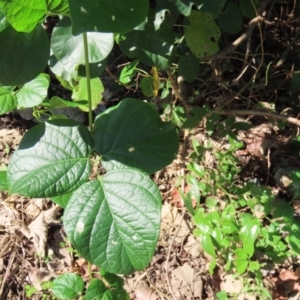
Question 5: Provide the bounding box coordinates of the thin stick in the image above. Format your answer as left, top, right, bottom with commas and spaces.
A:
215, 109, 300, 127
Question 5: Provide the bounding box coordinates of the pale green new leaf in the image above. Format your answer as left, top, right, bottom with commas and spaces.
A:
64, 170, 162, 274
17, 74, 49, 109
72, 77, 104, 112
68, 0, 149, 35
7, 119, 93, 198
0, 0, 47, 32
51, 17, 113, 72
94, 98, 179, 174
0, 25, 49, 85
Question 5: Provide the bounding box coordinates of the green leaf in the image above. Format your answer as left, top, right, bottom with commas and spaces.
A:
0, 25, 50, 85
94, 98, 178, 174
239, 0, 259, 18
185, 11, 220, 58
239, 221, 260, 256
222, 220, 239, 234
51, 192, 72, 208
200, 0, 226, 18
235, 248, 248, 274
119, 60, 138, 84
49, 96, 88, 109
100, 270, 125, 289
78, 58, 108, 79
119, 21, 174, 70
194, 213, 212, 234
17, 74, 49, 109
50, 0, 69, 14
64, 170, 162, 274
85, 279, 108, 300
0, 170, 8, 191
218, 2, 243, 34
0, 87, 16, 115
178, 54, 199, 83
199, 233, 216, 257
0, 0, 46, 32
51, 17, 113, 72
52, 273, 84, 299
68, 0, 149, 35
287, 232, 300, 254
7, 119, 93, 198
141, 76, 156, 97
216, 291, 230, 300
72, 77, 104, 112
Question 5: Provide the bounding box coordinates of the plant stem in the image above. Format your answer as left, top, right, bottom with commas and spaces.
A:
83, 32, 93, 132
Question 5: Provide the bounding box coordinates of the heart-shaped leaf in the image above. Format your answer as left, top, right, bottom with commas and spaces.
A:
17, 74, 49, 109
68, 0, 149, 35
0, 25, 50, 85
52, 273, 84, 299
0, 0, 46, 32
51, 17, 113, 72
7, 119, 93, 198
94, 98, 178, 174
64, 170, 162, 274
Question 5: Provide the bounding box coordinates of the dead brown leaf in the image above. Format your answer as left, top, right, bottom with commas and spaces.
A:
171, 263, 203, 299
135, 286, 158, 300
27, 267, 52, 291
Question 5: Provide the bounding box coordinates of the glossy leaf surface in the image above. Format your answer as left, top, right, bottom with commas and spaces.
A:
64, 170, 162, 274
94, 98, 178, 174
8, 120, 93, 197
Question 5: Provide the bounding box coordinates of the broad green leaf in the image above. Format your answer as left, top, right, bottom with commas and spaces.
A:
64, 170, 162, 274
235, 248, 248, 274
199, 0, 226, 18
72, 77, 104, 112
51, 0, 69, 14
216, 291, 230, 300
0, 10, 8, 32
199, 233, 216, 257
0, 87, 16, 115
0, 170, 8, 191
100, 270, 125, 289
287, 232, 300, 254
218, 2, 243, 34
185, 11, 220, 58
94, 98, 178, 174
49, 96, 88, 109
0, 25, 49, 85
194, 213, 212, 234
78, 58, 108, 78
178, 54, 199, 83
119, 60, 138, 84
52, 273, 84, 299
7, 119, 93, 198
119, 21, 174, 70
239, 221, 260, 256
47, 0, 63, 12
239, 0, 259, 19
222, 220, 239, 234
85, 279, 108, 300
0, 0, 46, 32
68, 0, 149, 35
141, 76, 156, 97
51, 17, 113, 72
17, 74, 49, 109
51, 192, 72, 208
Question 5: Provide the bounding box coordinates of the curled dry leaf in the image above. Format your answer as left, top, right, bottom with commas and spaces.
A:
20, 205, 62, 257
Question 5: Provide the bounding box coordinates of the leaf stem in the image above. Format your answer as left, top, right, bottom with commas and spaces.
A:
83, 32, 93, 132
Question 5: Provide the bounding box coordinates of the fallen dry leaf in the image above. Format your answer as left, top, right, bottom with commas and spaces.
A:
20, 205, 62, 257
279, 269, 299, 282
171, 263, 203, 299
135, 286, 158, 300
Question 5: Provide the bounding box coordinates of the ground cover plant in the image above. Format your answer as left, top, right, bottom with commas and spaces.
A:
1, 0, 300, 299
